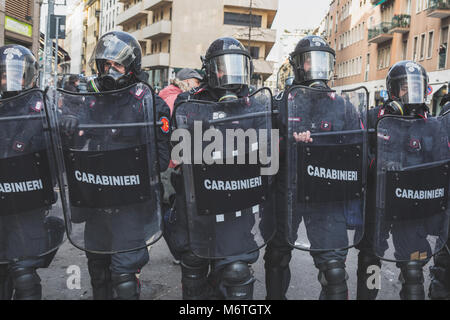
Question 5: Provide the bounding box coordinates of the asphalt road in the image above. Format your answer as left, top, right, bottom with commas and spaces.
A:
39, 232, 433, 300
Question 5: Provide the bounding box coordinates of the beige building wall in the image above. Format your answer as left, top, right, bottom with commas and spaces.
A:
322, 0, 449, 113
115, 0, 278, 88
83, 0, 101, 75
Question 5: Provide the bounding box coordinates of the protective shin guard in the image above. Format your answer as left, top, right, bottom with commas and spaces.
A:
399, 261, 425, 300
0, 265, 12, 300
221, 261, 255, 300
263, 249, 291, 300
356, 251, 381, 300
181, 253, 210, 300
88, 259, 113, 300
429, 249, 450, 300
317, 260, 348, 300
10, 268, 42, 300
111, 273, 140, 300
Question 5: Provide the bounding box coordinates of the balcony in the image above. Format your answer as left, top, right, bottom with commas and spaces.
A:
223, 25, 276, 44
427, 0, 450, 19
390, 14, 410, 34
253, 59, 274, 76
116, 2, 148, 26
368, 22, 393, 44
142, 52, 170, 67
130, 29, 143, 42
143, 0, 172, 11
142, 20, 172, 39
223, 0, 278, 11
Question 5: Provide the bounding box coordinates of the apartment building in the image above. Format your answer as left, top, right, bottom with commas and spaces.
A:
81, 0, 101, 74
115, 0, 278, 88
321, 0, 450, 115
100, 0, 123, 34
0, 0, 40, 56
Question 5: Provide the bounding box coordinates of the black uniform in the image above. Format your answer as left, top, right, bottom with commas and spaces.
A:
264, 85, 361, 300
170, 83, 272, 299
61, 83, 170, 299
0, 91, 64, 300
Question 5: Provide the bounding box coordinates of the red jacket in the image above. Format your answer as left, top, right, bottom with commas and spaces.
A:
158, 84, 182, 116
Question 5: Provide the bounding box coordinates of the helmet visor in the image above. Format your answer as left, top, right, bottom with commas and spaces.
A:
209, 54, 251, 89
293, 51, 334, 82
390, 74, 426, 104
0, 59, 36, 92
89, 34, 137, 73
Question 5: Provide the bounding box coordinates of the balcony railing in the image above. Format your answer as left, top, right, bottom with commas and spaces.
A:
368, 22, 393, 43
390, 14, 410, 33
427, 0, 450, 19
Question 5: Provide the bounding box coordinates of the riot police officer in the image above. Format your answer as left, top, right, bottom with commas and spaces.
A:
0, 44, 65, 300
171, 37, 274, 300
264, 35, 363, 300
428, 83, 450, 300
60, 31, 171, 300
356, 60, 448, 300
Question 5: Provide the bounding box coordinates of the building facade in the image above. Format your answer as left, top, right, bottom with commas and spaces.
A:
0, 0, 40, 56
100, 0, 123, 34
115, 0, 278, 89
321, 0, 449, 115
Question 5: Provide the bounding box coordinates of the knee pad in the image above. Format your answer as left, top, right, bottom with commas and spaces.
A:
87, 258, 112, 300
221, 261, 255, 300
317, 260, 348, 300
9, 267, 41, 300
429, 249, 450, 299
180, 252, 210, 300
399, 261, 425, 300
111, 273, 140, 300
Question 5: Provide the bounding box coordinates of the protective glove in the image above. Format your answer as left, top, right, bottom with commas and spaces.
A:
60, 115, 79, 135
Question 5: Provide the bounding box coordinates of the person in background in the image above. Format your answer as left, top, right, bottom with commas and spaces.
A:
159, 68, 202, 115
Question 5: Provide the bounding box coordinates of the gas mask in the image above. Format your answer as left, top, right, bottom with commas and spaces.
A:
88, 66, 132, 92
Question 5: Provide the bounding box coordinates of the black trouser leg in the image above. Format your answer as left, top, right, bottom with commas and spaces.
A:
398, 261, 425, 300
263, 244, 291, 300
87, 255, 113, 300
356, 250, 381, 300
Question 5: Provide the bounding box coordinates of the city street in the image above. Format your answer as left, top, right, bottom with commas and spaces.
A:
39, 229, 432, 300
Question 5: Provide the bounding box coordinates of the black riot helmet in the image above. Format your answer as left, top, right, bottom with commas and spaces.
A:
386, 61, 429, 110
202, 37, 253, 93
289, 35, 335, 86
88, 31, 144, 91
0, 45, 39, 98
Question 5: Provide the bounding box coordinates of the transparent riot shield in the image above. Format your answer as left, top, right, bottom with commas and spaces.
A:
374, 114, 450, 263
173, 88, 276, 259
46, 83, 163, 254
0, 89, 65, 264
286, 86, 368, 251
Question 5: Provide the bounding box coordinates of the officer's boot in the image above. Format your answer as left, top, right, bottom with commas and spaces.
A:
111, 273, 140, 300
9, 267, 42, 300
263, 247, 291, 300
181, 252, 211, 300
0, 264, 12, 300
356, 251, 381, 300
398, 261, 425, 300
317, 260, 349, 300
220, 261, 255, 300
87, 258, 113, 300
429, 248, 450, 300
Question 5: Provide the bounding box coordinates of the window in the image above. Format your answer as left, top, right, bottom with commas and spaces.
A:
224, 12, 262, 27
420, 33, 426, 60
377, 46, 391, 69
168, 39, 171, 53
402, 39, 408, 60
249, 46, 260, 59
365, 53, 370, 81
439, 26, 448, 69
427, 31, 434, 59
413, 36, 418, 61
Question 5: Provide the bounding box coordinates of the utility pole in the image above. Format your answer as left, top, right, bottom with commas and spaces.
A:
42, 0, 55, 88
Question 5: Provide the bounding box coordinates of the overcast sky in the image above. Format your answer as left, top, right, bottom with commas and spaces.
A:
267, 0, 330, 61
